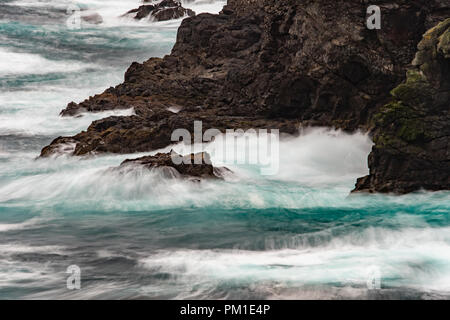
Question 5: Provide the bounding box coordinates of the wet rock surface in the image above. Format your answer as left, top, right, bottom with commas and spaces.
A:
41, 0, 450, 193
81, 12, 103, 24
119, 151, 229, 179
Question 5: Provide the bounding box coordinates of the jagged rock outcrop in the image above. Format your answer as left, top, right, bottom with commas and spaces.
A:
41, 0, 450, 193
119, 151, 230, 179
123, 0, 195, 22
354, 19, 450, 193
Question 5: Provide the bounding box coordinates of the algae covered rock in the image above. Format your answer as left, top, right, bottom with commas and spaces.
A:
354, 19, 450, 193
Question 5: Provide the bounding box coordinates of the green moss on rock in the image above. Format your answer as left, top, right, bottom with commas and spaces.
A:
438, 27, 450, 58
397, 118, 426, 142
373, 66, 436, 145
374, 100, 427, 144
390, 70, 433, 105
422, 18, 450, 43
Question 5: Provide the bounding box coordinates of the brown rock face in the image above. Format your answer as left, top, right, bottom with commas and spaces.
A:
41, 0, 450, 193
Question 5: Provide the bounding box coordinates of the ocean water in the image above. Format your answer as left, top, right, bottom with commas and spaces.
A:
0, 0, 449, 300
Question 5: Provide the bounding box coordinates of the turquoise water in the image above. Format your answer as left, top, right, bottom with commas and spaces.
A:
0, 0, 449, 299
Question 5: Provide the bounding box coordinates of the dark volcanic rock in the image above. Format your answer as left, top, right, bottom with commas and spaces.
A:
354, 19, 450, 193
119, 151, 229, 179
42, 0, 450, 194
40, 137, 78, 157
81, 12, 103, 24
124, 0, 195, 22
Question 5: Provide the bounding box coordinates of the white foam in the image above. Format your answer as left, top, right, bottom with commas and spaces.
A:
0, 243, 66, 291
0, 48, 95, 76
0, 85, 134, 136
274, 128, 373, 185
0, 128, 372, 205
181, 0, 227, 14
172, 127, 373, 187
0, 216, 45, 232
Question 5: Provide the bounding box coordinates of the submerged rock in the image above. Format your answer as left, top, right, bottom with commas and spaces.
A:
124, 0, 195, 22
41, 0, 450, 194
81, 12, 103, 25
119, 151, 230, 180
354, 19, 450, 193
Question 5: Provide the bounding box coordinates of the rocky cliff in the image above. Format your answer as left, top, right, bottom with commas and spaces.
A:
123, 0, 195, 22
41, 0, 450, 194
118, 151, 229, 180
